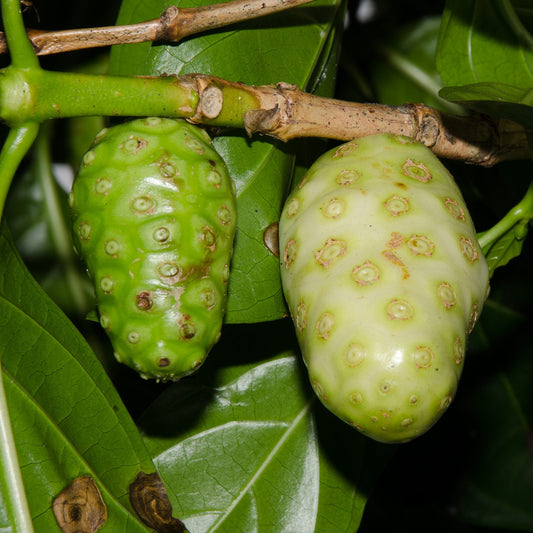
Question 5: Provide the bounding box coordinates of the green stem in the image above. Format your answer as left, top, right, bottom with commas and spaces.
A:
0, 123, 39, 220
0, 68, 261, 126
1, 0, 40, 69
477, 180, 533, 252
34, 124, 90, 315
0, 372, 34, 532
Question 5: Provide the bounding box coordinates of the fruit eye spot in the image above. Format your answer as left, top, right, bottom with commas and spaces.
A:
438, 282, 456, 309
316, 312, 334, 339
222, 263, 230, 283
159, 162, 176, 178
384, 195, 409, 216
105, 240, 120, 256
200, 226, 216, 250
409, 395, 419, 405
315, 238, 346, 268
82, 150, 95, 167
217, 206, 232, 226
312, 380, 326, 400
387, 299, 413, 320
352, 261, 381, 286
131, 196, 155, 214
201, 288, 217, 309
153, 227, 170, 243
99, 314, 110, 330
333, 142, 358, 158
413, 346, 434, 368
322, 198, 344, 218
350, 392, 364, 405
158, 262, 179, 278
95, 177, 112, 195
94, 128, 108, 143
378, 380, 393, 394
179, 322, 196, 340
285, 197, 300, 217
121, 136, 147, 154
144, 117, 162, 127
127, 331, 140, 344
467, 302, 480, 334
100, 276, 114, 293
136, 291, 153, 311
438, 396, 453, 412
296, 302, 307, 331
336, 169, 360, 185
78, 222, 91, 240
157, 357, 171, 367
407, 234, 435, 257
185, 136, 205, 154
402, 159, 432, 182
460, 236, 478, 263
444, 197, 466, 221
344, 343, 365, 367
454, 337, 465, 365
283, 239, 297, 269
206, 169, 222, 187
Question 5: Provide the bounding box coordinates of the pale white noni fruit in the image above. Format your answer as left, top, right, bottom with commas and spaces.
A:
279, 133, 489, 443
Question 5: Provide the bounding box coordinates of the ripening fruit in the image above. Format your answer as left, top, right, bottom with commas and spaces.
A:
279, 133, 489, 443
70, 118, 237, 380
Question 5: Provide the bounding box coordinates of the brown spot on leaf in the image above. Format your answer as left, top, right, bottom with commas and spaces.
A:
129, 472, 188, 533
53, 475, 107, 533
263, 222, 279, 257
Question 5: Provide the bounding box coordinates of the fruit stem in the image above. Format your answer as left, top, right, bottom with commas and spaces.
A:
0, 68, 201, 124
477, 180, 533, 252
0, 0, 39, 68
33, 123, 91, 315
0, 122, 40, 220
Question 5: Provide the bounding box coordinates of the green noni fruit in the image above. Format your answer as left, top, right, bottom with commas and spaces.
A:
279, 133, 489, 443
70, 117, 237, 380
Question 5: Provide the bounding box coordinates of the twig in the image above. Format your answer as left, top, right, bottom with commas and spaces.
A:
186, 76, 530, 167
0, 0, 315, 56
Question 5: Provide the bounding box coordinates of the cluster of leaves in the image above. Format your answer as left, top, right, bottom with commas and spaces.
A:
1, 0, 532, 532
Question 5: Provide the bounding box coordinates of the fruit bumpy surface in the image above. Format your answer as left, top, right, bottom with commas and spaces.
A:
70, 118, 237, 380
279, 134, 489, 443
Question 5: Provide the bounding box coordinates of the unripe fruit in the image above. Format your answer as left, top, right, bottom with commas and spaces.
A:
279, 134, 489, 443
70, 118, 237, 380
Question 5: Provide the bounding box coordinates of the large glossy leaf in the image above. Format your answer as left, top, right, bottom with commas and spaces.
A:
439, 82, 533, 129
436, 0, 533, 87
370, 16, 463, 114
137, 323, 392, 533
450, 341, 533, 530
109, 0, 345, 323
0, 223, 154, 531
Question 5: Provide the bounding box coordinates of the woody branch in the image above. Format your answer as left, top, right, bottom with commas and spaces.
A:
0, 0, 314, 56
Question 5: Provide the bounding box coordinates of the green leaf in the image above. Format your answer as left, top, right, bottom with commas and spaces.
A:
370, 16, 464, 114
451, 342, 533, 530
439, 82, 533, 129
138, 323, 391, 532
109, 0, 345, 323
0, 223, 154, 531
437, 0, 533, 88
481, 219, 529, 276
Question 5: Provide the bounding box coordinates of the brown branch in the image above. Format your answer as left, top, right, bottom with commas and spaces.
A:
184, 76, 530, 167
0, 0, 314, 56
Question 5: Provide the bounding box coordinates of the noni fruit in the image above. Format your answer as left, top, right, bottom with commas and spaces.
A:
70, 117, 237, 380
279, 133, 489, 443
